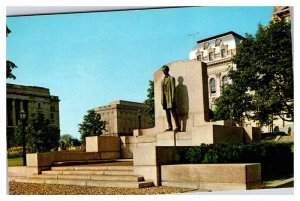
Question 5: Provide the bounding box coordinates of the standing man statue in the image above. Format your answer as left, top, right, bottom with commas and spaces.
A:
161, 65, 181, 132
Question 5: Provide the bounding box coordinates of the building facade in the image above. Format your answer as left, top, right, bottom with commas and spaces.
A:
189, 31, 244, 110
189, 27, 293, 133
272, 6, 291, 22
6, 83, 60, 142
95, 100, 153, 136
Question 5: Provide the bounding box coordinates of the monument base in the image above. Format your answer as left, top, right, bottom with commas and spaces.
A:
134, 123, 260, 146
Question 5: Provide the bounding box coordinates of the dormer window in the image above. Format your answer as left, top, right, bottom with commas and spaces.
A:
204, 42, 210, 50
215, 39, 221, 47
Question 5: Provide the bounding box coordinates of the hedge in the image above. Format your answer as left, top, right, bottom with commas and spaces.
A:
185, 143, 294, 180
7, 146, 28, 159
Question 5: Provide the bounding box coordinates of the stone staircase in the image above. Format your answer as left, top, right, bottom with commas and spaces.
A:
14, 162, 154, 188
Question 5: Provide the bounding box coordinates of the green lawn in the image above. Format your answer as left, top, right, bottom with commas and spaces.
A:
8, 157, 24, 167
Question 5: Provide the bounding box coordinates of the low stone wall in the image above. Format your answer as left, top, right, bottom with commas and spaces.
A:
8, 166, 39, 179
161, 164, 262, 191
19, 136, 122, 176
26, 151, 113, 174
133, 146, 262, 191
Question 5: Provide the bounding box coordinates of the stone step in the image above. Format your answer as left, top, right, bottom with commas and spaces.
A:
31, 174, 144, 181
51, 165, 133, 171
14, 177, 153, 188
42, 170, 134, 176
87, 180, 154, 188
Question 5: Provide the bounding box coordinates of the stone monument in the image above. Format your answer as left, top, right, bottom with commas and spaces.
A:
133, 60, 260, 185
133, 60, 260, 146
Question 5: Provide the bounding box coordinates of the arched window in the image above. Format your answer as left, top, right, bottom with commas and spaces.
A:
210, 78, 216, 94
222, 75, 229, 86
215, 39, 221, 47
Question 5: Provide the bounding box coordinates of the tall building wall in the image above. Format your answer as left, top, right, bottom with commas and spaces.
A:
6, 83, 60, 140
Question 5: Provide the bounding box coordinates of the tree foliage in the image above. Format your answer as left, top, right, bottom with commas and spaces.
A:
60, 134, 81, 147
78, 109, 107, 144
14, 110, 60, 153
214, 20, 293, 126
144, 80, 155, 125
6, 26, 17, 79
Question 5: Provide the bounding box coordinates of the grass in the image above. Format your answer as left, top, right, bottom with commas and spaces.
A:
8, 157, 24, 167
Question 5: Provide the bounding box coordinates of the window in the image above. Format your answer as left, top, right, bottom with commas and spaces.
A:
204, 42, 210, 50
210, 78, 216, 94
209, 52, 214, 61
221, 49, 226, 58
222, 75, 229, 86
197, 55, 202, 61
215, 39, 221, 47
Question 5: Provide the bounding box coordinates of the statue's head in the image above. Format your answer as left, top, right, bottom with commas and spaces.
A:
162, 65, 169, 75
178, 76, 184, 84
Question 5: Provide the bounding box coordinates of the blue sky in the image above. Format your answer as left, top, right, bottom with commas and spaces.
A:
6, 6, 274, 139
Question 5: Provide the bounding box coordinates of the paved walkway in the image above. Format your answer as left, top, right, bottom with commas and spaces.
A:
264, 177, 294, 189
181, 177, 294, 195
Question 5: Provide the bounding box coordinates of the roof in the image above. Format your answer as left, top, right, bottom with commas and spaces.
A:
196, 31, 245, 44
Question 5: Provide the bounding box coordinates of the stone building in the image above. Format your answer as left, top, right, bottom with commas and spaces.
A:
189, 31, 244, 110
189, 27, 293, 133
6, 83, 60, 142
94, 100, 153, 136
272, 6, 291, 22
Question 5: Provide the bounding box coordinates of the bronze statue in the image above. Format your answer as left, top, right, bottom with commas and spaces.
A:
161, 65, 180, 132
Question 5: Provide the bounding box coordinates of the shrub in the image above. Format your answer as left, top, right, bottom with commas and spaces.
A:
7, 146, 23, 159
7, 146, 31, 159
186, 142, 294, 180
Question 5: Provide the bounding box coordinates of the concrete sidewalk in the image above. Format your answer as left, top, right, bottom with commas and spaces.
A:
180, 177, 294, 195
182, 188, 294, 195
264, 177, 294, 189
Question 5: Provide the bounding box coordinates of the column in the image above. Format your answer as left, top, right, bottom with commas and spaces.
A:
20, 100, 24, 110
216, 72, 221, 97
12, 99, 16, 126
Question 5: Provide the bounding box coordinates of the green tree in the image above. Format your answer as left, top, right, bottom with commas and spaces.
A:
144, 80, 155, 125
78, 109, 107, 144
6, 26, 17, 79
60, 134, 81, 147
14, 110, 60, 153
214, 20, 293, 126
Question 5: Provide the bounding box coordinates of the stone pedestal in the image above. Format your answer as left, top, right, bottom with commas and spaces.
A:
133, 145, 160, 186
86, 136, 120, 158
134, 60, 260, 145
154, 60, 209, 133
